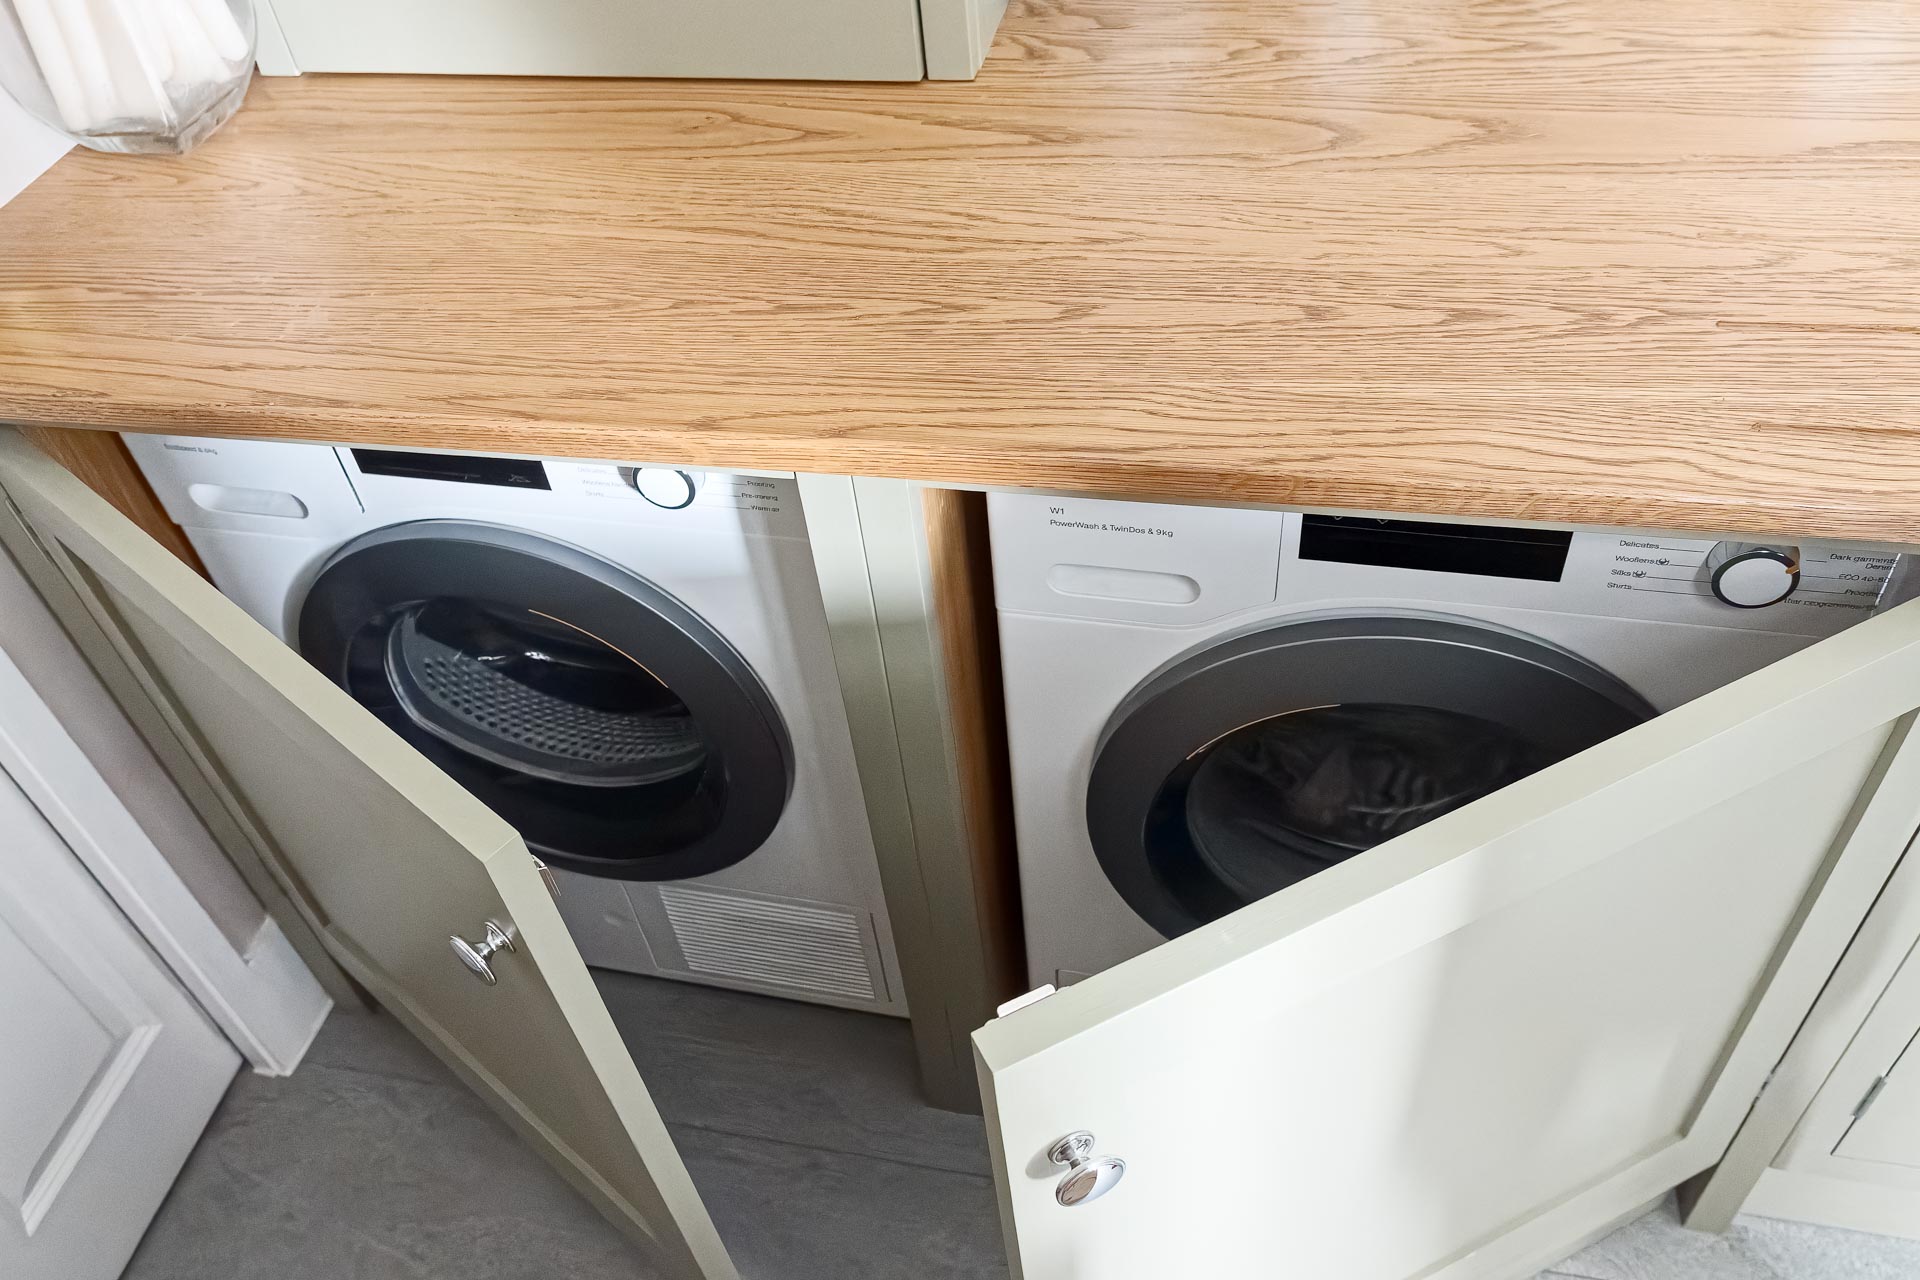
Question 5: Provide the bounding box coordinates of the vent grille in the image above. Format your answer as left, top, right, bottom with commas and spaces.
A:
657, 885, 878, 1002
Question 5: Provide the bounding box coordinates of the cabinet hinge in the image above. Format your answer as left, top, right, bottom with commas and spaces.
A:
532, 856, 561, 901
1853, 1075, 1889, 1121
996, 985, 1058, 1018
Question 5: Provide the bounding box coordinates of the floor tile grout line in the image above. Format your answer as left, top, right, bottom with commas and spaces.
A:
137, 998, 1920, 1280
292, 1058, 454, 1090
312, 1018, 997, 1180
663, 1117, 994, 1181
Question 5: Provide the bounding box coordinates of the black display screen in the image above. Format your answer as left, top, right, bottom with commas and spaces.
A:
1298, 515, 1571, 582
351, 448, 550, 490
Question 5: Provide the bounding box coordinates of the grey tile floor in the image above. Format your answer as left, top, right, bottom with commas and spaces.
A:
123, 971, 1920, 1279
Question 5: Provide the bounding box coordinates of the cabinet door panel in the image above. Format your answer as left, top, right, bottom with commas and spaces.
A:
1781, 931, 1920, 1189
1836, 1029, 1920, 1170
0, 429, 735, 1280
978, 597, 1920, 1280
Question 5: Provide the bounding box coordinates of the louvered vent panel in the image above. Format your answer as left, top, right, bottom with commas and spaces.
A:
657, 885, 878, 1002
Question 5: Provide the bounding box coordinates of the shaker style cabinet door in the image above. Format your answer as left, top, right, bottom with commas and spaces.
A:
976, 594, 1920, 1280
0, 430, 737, 1280
1747, 926, 1920, 1222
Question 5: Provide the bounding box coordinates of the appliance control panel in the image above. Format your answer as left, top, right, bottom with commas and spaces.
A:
989, 492, 1901, 640
1563, 532, 1895, 635
520, 458, 802, 537
341, 448, 802, 537
120, 434, 805, 539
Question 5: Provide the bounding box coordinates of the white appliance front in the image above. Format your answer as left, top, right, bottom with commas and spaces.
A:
991, 492, 1901, 987
125, 434, 905, 1015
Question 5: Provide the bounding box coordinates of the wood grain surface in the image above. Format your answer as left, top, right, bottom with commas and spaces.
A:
14, 427, 206, 574
4, 0, 1920, 540
921, 487, 1024, 1012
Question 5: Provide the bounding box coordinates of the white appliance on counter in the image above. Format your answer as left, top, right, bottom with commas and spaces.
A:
989, 492, 1905, 988
250, 0, 1005, 81
126, 433, 906, 1015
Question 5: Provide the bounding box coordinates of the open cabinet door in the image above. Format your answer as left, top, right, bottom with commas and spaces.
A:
976, 595, 1920, 1280
0, 430, 736, 1280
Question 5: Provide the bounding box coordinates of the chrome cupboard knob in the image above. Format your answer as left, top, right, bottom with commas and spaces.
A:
1048, 1131, 1126, 1206
449, 920, 516, 985
1707, 542, 1800, 609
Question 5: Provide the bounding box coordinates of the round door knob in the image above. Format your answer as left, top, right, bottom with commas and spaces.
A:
1048, 1131, 1126, 1207
1707, 542, 1801, 608
626, 468, 702, 510
449, 920, 516, 985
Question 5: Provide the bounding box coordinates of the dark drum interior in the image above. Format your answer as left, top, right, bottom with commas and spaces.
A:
297, 521, 793, 881
1086, 614, 1656, 938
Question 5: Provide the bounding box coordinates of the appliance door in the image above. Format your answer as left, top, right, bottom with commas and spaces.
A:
297, 521, 793, 881
978, 598, 1920, 1280
1086, 614, 1655, 937
0, 431, 735, 1279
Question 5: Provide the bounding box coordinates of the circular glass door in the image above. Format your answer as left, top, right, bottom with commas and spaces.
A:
297, 521, 792, 880
1086, 614, 1654, 938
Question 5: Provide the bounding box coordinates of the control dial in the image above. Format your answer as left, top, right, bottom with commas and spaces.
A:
624, 467, 702, 510
1707, 542, 1800, 608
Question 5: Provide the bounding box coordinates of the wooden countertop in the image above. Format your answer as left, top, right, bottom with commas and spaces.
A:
5, 0, 1920, 542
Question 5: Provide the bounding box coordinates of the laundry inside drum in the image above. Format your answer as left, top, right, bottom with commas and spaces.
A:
1182, 703, 1552, 902
383, 598, 708, 787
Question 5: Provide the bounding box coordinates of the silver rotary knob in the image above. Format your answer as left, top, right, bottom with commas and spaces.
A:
1707, 542, 1800, 609
449, 920, 516, 985
1048, 1131, 1126, 1207
625, 467, 702, 510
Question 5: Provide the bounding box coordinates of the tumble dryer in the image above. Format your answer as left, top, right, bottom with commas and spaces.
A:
127, 434, 905, 1014
990, 492, 1904, 989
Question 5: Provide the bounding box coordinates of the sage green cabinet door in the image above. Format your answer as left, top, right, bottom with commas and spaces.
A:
1834, 1019, 1920, 1170
0, 430, 735, 1280
977, 597, 1920, 1280
261, 0, 926, 80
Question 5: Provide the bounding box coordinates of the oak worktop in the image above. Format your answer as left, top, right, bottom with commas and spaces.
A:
4, 0, 1920, 541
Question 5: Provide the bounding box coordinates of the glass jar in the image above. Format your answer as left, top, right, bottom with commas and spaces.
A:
0, 0, 254, 154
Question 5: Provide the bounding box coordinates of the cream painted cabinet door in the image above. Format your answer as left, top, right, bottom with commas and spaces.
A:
1832, 1019, 1920, 1171
1767, 929, 1920, 1191
976, 597, 1920, 1280
0, 431, 735, 1280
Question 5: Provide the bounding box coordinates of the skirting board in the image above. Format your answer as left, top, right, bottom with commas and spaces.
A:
1743, 1167, 1920, 1243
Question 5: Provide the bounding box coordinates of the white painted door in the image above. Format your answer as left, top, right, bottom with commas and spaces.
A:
0, 430, 736, 1279
0, 765, 239, 1280
976, 598, 1920, 1280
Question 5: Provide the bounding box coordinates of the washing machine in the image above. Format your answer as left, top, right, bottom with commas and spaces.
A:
990, 492, 1905, 989
126, 433, 906, 1015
